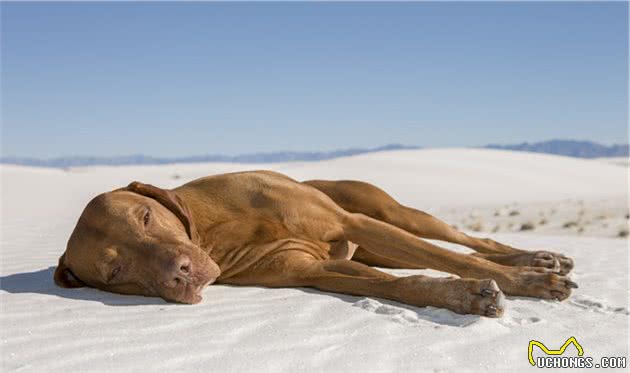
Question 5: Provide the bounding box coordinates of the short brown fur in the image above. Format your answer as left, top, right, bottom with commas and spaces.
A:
55, 171, 576, 316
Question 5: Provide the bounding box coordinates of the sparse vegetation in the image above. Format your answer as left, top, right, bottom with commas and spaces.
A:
467, 221, 484, 232
520, 222, 535, 231
433, 198, 625, 238
563, 221, 578, 229
618, 229, 629, 238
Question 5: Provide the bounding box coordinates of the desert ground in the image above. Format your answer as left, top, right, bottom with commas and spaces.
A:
1, 148, 628, 372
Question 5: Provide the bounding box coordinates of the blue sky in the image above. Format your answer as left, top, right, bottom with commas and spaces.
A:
1, 2, 627, 158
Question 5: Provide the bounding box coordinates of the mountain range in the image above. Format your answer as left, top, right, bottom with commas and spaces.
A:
0, 144, 420, 168
1, 140, 627, 168
484, 139, 628, 158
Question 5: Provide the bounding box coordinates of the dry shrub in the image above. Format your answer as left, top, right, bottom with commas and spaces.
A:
520, 222, 535, 231
467, 221, 484, 232
563, 221, 578, 229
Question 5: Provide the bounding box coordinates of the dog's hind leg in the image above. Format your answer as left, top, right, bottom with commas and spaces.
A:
304, 179, 573, 274
304, 179, 521, 254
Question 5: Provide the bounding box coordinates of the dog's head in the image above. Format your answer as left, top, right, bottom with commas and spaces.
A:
54, 182, 220, 304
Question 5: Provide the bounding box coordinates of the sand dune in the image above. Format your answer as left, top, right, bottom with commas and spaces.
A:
1, 148, 628, 372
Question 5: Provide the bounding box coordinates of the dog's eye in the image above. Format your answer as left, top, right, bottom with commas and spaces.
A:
143, 210, 151, 226
109, 266, 121, 282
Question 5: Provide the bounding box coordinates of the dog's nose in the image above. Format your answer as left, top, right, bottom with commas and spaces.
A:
163, 255, 192, 288
175, 255, 191, 275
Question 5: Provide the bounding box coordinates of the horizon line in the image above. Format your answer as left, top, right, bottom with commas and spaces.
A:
2, 138, 628, 161
1, 139, 628, 168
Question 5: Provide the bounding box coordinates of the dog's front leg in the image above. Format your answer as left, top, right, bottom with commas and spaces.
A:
224, 250, 505, 317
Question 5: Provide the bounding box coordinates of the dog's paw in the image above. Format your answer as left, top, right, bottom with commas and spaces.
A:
501, 267, 578, 301
527, 251, 574, 275
463, 278, 506, 317
482, 250, 574, 275
552, 252, 574, 275
523, 251, 560, 272
437, 278, 506, 317
400, 276, 506, 317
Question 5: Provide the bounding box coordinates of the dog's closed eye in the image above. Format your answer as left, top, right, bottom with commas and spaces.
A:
109, 266, 121, 282
143, 210, 151, 226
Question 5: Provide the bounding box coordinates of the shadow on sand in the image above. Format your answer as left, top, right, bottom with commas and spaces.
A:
2, 267, 482, 325
294, 287, 481, 327
0, 266, 169, 306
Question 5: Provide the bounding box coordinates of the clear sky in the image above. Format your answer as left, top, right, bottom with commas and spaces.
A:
1, 2, 627, 158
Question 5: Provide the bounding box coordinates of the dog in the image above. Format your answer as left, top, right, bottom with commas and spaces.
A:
54, 170, 576, 317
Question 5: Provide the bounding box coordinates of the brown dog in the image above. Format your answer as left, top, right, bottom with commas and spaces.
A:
55, 170, 576, 317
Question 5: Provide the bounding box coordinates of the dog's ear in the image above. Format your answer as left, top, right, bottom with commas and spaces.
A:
122, 181, 200, 244
54, 253, 85, 288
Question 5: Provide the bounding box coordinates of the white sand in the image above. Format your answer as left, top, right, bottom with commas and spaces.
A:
596, 157, 629, 167
1, 148, 628, 372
